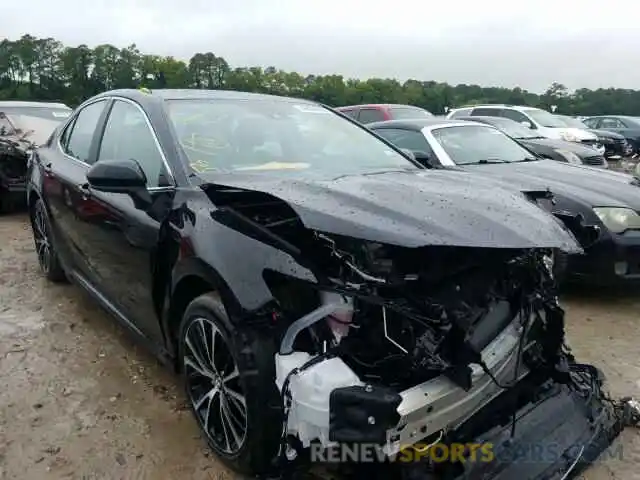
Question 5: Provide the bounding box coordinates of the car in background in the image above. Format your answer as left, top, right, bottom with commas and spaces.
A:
582, 116, 640, 156
335, 103, 432, 124
369, 118, 640, 285
556, 114, 631, 159
26, 88, 625, 479
455, 115, 607, 168
0, 101, 72, 212
446, 104, 605, 155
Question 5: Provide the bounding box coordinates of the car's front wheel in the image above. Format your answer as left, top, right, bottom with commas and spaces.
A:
30, 198, 66, 282
178, 292, 282, 476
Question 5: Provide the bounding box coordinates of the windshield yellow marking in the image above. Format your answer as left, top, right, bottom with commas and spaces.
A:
234, 162, 310, 171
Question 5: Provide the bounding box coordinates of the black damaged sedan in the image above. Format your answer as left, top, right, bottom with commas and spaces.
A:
0, 101, 71, 212
27, 89, 631, 478
370, 118, 640, 285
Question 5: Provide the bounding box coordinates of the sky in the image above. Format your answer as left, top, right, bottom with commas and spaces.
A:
2, 0, 640, 92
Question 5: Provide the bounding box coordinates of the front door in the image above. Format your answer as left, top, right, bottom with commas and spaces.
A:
76, 99, 175, 344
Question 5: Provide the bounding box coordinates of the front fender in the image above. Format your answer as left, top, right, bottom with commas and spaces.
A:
170, 206, 317, 318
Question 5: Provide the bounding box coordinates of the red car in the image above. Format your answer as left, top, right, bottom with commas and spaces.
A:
335, 103, 433, 124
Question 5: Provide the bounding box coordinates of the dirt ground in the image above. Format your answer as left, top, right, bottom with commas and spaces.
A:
0, 213, 638, 480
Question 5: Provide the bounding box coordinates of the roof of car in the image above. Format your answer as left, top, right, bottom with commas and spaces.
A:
0, 100, 70, 109
454, 115, 516, 125
93, 88, 317, 105
450, 104, 540, 112
584, 115, 638, 119
336, 104, 425, 110
368, 118, 472, 130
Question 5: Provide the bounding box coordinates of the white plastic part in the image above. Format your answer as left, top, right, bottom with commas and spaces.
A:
275, 352, 363, 447
321, 291, 353, 342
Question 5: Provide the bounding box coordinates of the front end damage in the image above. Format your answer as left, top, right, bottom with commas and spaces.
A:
0, 114, 35, 212
201, 179, 637, 479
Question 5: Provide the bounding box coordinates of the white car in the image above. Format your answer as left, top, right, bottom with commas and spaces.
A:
446, 104, 606, 155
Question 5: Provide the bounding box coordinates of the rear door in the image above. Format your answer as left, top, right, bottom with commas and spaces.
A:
40, 99, 110, 277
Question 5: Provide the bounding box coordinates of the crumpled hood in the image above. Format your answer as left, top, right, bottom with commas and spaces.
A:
465, 160, 640, 209
200, 170, 581, 253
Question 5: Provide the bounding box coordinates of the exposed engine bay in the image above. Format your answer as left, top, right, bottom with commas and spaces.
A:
268, 241, 637, 478
201, 182, 638, 479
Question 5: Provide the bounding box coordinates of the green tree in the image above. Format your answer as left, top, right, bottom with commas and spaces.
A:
2, 34, 640, 115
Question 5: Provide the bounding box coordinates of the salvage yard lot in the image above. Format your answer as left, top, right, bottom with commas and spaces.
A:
0, 213, 639, 480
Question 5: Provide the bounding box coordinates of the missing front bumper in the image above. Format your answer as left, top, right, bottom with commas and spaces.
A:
394, 367, 625, 480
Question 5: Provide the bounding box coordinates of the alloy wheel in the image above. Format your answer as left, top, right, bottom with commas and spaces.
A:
32, 201, 52, 275
183, 318, 248, 455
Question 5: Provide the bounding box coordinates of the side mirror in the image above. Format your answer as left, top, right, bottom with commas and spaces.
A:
412, 150, 437, 168
400, 148, 416, 161
86, 159, 152, 209
87, 159, 147, 193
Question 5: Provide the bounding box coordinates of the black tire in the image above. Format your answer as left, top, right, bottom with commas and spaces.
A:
178, 292, 282, 476
30, 198, 67, 282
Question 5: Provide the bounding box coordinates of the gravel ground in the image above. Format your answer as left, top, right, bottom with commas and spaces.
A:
0, 213, 638, 480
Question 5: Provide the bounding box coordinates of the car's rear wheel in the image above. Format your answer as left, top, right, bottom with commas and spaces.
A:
30, 198, 66, 282
179, 293, 281, 476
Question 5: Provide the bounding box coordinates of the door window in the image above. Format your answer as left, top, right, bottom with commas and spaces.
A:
448, 108, 473, 118
600, 118, 625, 129
582, 118, 600, 128
340, 108, 358, 119
358, 108, 385, 124
471, 107, 502, 117
500, 109, 532, 126
97, 100, 170, 188
63, 100, 107, 164
375, 128, 434, 156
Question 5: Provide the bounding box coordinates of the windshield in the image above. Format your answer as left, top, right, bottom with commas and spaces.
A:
557, 115, 588, 129
431, 125, 537, 165
390, 107, 433, 119
480, 118, 540, 139
524, 109, 568, 128
0, 106, 71, 121
165, 99, 418, 178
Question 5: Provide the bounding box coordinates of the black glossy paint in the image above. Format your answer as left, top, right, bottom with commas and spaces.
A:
200, 171, 581, 251
369, 119, 640, 283
26, 88, 581, 365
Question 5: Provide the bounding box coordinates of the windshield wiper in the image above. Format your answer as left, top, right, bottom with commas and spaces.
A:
514, 157, 539, 162
468, 159, 508, 165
